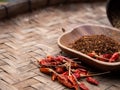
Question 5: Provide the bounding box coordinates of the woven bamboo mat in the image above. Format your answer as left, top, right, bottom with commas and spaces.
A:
0, 2, 120, 90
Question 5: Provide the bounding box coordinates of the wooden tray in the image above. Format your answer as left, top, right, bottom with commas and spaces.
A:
0, 2, 120, 90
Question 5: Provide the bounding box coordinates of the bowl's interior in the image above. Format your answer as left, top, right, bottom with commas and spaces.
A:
60, 25, 120, 48
58, 24, 120, 68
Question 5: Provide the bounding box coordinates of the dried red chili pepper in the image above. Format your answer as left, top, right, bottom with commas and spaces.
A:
79, 83, 89, 90
87, 51, 97, 58
87, 53, 95, 58
79, 69, 88, 76
86, 77, 99, 85
51, 73, 57, 81
50, 61, 62, 65
40, 67, 51, 74
57, 72, 80, 90
46, 55, 56, 62
39, 60, 62, 66
73, 71, 81, 79
55, 67, 65, 74
57, 73, 73, 88
61, 71, 69, 78
109, 52, 119, 62
68, 75, 79, 90
39, 59, 48, 66
38, 55, 101, 90
102, 54, 112, 59
59, 72, 85, 90
99, 54, 112, 61
39, 55, 65, 67
55, 55, 65, 62
72, 69, 88, 79
88, 52, 113, 62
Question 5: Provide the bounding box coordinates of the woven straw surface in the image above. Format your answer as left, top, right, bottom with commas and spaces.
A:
0, 2, 120, 90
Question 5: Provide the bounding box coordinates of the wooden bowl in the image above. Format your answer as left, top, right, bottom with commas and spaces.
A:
58, 24, 120, 71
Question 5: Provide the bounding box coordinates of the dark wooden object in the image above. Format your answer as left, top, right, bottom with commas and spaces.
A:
0, 0, 106, 20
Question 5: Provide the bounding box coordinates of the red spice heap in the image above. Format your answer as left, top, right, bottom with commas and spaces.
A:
38, 55, 101, 90
71, 35, 120, 62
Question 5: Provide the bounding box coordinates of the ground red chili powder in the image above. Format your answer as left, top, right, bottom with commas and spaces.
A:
70, 35, 120, 55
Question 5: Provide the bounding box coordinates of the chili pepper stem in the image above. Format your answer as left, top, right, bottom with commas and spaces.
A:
81, 71, 110, 78
49, 68, 59, 76
68, 62, 71, 76
72, 74, 81, 90
48, 68, 67, 79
